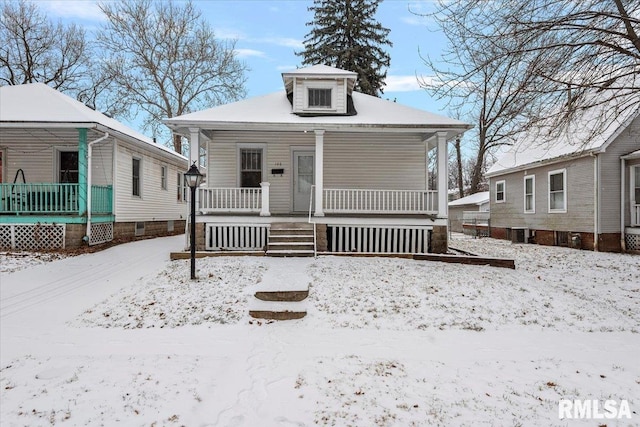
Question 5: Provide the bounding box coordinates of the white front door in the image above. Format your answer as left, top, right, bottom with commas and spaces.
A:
293, 151, 314, 212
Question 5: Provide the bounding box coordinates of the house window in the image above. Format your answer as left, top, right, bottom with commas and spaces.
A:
495, 180, 505, 203
308, 88, 332, 108
240, 148, 263, 188
59, 151, 79, 183
634, 166, 640, 204
548, 169, 566, 212
161, 165, 167, 190
177, 172, 185, 202
132, 158, 141, 197
0, 150, 3, 183
524, 175, 535, 213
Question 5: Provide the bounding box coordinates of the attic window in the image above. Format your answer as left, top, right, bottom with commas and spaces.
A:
308, 88, 332, 108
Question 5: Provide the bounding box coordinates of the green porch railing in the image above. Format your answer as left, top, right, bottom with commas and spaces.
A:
0, 183, 113, 215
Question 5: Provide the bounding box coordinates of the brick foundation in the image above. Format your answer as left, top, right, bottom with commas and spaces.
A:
490, 227, 508, 240
489, 226, 620, 252
597, 233, 622, 252
315, 223, 328, 252
64, 223, 87, 249
430, 225, 448, 254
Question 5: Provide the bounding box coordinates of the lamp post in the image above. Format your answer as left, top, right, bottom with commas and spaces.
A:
185, 162, 203, 279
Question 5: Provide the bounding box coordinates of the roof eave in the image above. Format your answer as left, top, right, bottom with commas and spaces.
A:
486, 148, 600, 178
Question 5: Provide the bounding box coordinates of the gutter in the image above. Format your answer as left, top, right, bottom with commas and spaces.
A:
85, 132, 110, 243
621, 157, 626, 251
592, 153, 599, 251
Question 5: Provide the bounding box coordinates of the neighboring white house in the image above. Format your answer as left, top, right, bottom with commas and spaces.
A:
448, 191, 490, 234
164, 65, 471, 255
486, 96, 640, 252
0, 83, 189, 250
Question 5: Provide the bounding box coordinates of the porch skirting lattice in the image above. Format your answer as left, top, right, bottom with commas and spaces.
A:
205, 224, 269, 251
90, 222, 113, 246
625, 231, 640, 251
0, 223, 66, 250
327, 225, 431, 254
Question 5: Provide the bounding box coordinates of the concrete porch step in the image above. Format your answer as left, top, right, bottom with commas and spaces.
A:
270, 222, 314, 231
265, 249, 315, 257
268, 234, 315, 242
267, 242, 314, 251
254, 289, 309, 302
249, 300, 307, 320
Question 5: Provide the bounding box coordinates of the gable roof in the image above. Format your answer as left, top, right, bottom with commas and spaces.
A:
448, 191, 490, 207
165, 91, 470, 135
487, 94, 640, 177
0, 83, 186, 161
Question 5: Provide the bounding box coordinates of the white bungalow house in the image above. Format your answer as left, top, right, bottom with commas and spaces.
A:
0, 83, 189, 250
486, 98, 640, 252
164, 65, 471, 255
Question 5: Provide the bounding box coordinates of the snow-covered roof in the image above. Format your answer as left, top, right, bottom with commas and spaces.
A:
487, 95, 640, 177
0, 83, 186, 161
165, 91, 470, 137
622, 149, 640, 160
448, 191, 490, 207
282, 64, 357, 77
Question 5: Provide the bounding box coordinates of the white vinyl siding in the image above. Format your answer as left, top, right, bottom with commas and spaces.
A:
548, 169, 566, 213
206, 131, 426, 214
495, 180, 505, 203
524, 175, 535, 213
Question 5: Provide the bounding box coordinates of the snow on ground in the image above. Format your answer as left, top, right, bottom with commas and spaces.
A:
0, 251, 69, 274
1, 234, 639, 426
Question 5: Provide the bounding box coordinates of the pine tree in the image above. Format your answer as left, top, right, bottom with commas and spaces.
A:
298, 0, 392, 97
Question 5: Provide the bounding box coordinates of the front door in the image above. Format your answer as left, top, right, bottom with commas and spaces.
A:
293, 151, 314, 212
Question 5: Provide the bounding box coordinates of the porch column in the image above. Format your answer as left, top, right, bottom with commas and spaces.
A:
260, 182, 271, 216
77, 128, 88, 216
314, 129, 325, 217
189, 127, 200, 169
437, 131, 448, 218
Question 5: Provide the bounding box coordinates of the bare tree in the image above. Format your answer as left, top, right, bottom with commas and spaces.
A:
426, 0, 640, 143
0, 0, 90, 94
420, 4, 547, 193
97, 0, 248, 153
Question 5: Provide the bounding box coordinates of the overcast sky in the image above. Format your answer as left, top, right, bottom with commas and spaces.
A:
40, 0, 450, 116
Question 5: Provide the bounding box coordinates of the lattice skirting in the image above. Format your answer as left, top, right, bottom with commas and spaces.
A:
90, 222, 114, 246
0, 223, 66, 250
327, 225, 431, 254
625, 231, 640, 251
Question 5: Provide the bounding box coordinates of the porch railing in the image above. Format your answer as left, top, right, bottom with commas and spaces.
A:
0, 183, 112, 215
198, 187, 262, 213
462, 211, 490, 225
323, 188, 438, 214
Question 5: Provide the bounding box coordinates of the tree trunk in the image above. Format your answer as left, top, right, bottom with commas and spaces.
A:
454, 137, 464, 198
173, 133, 182, 155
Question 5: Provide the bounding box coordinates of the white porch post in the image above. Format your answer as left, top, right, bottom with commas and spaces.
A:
260, 182, 271, 216
314, 129, 325, 217
437, 131, 448, 218
188, 127, 200, 168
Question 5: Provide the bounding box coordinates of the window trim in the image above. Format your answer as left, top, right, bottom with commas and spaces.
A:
548, 168, 567, 213
302, 80, 336, 111
524, 175, 535, 213
161, 165, 168, 190
237, 143, 266, 188
177, 172, 187, 203
0, 148, 5, 183
495, 180, 506, 203
132, 157, 142, 198
55, 147, 79, 183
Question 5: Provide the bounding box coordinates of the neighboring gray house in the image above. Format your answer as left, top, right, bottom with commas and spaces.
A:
486, 100, 640, 252
448, 191, 489, 233
165, 65, 471, 255
1, 83, 189, 250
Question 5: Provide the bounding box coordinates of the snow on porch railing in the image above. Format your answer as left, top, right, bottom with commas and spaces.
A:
197, 187, 262, 213
323, 189, 438, 214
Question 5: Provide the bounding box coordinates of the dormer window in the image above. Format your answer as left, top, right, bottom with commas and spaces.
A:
308, 88, 332, 108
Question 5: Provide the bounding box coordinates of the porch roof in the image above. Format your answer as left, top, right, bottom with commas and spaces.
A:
0, 83, 186, 162
164, 91, 471, 140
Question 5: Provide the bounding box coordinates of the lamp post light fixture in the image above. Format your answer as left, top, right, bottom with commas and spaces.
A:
185, 162, 203, 279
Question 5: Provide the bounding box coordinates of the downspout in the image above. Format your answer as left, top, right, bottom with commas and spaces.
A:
592, 153, 599, 251
621, 157, 626, 251
85, 132, 110, 243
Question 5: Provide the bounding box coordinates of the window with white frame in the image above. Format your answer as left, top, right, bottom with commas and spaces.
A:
548, 169, 566, 212
240, 148, 263, 188
132, 157, 141, 197
161, 165, 167, 190
634, 166, 640, 204
495, 180, 505, 203
308, 88, 332, 108
176, 172, 186, 202
524, 175, 535, 213
633, 166, 640, 225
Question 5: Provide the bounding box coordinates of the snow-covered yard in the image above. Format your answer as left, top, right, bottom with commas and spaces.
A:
1, 234, 638, 426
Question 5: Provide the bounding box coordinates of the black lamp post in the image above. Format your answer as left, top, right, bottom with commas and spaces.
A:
185, 162, 203, 279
